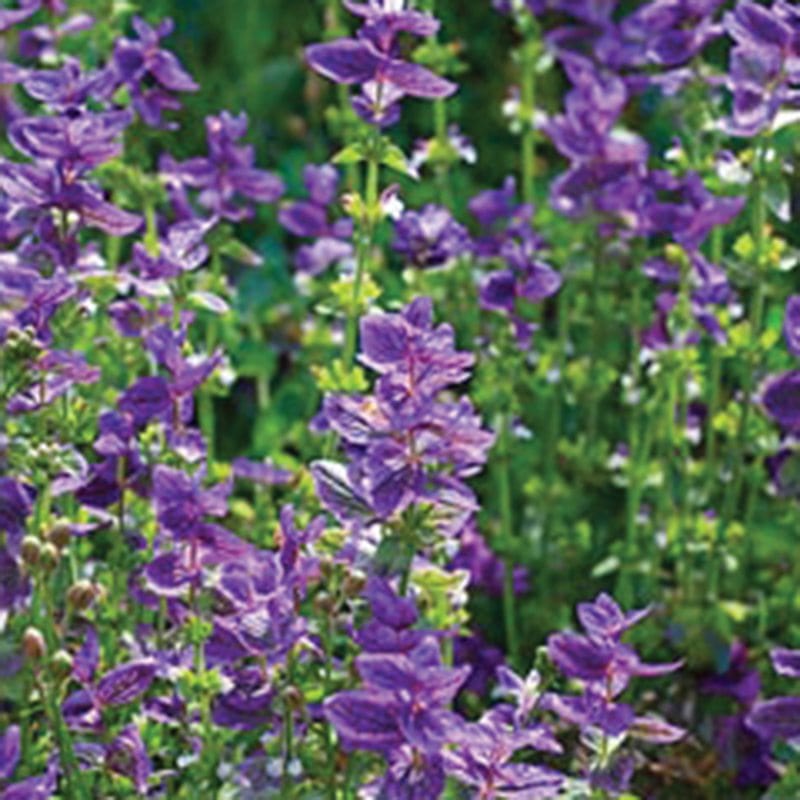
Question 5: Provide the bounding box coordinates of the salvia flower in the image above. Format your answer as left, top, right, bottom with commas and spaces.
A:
312, 297, 494, 532
305, 0, 456, 127
392, 204, 471, 269
160, 111, 284, 221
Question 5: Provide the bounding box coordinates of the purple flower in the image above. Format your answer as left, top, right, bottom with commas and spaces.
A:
278, 164, 353, 276
762, 371, 800, 430
160, 111, 284, 220
313, 298, 493, 534
0, 1, 40, 33
112, 16, 198, 128
324, 637, 469, 798
723, 0, 800, 136
104, 724, 151, 794
392, 205, 471, 269
748, 646, 800, 743
546, 594, 683, 746
305, 1, 456, 127
450, 522, 529, 598
95, 660, 157, 707
445, 705, 563, 799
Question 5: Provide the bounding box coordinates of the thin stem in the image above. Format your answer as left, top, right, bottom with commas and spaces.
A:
496, 415, 520, 668
518, 36, 537, 205
721, 141, 767, 532
586, 235, 604, 442
342, 140, 380, 368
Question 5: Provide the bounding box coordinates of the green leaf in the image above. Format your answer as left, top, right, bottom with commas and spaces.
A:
766, 178, 791, 222
381, 143, 416, 178
333, 143, 367, 165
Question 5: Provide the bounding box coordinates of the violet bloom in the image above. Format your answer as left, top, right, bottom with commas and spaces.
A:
18, 12, 95, 63
0, 479, 33, 613
392, 204, 471, 269
641, 250, 736, 347
0, 105, 142, 247
312, 297, 494, 534
700, 642, 777, 788
0, 0, 40, 33
724, 0, 800, 136
544, 56, 648, 234
748, 647, 800, 743
544, 593, 683, 791
469, 177, 561, 347
112, 16, 198, 128
640, 170, 745, 250
278, 164, 353, 276
0, 724, 57, 799
446, 706, 564, 799
305, 0, 456, 127
324, 637, 469, 799
619, 0, 725, 68
160, 111, 284, 221
450, 522, 529, 598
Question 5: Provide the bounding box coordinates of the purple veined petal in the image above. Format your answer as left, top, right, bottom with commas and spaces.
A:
771, 647, 800, 679
0, 724, 20, 781
278, 200, 330, 238
105, 724, 151, 794
95, 660, 157, 707
365, 576, 418, 630
118, 376, 172, 428
383, 746, 445, 800
323, 690, 403, 752
305, 38, 379, 84
629, 714, 686, 744
303, 163, 339, 206
762, 370, 800, 429
748, 697, 800, 741
294, 237, 353, 276
480, 270, 516, 312
519, 263, 562, 302
229, 167, 284, 204
1, 767, 57, 800
144, 552, 194, 597
310, 460, 373, 522
0, 1, 40, 33
355, 652, 418, 691
73, 626, 99, 685
379, 58, 457, 99
783, 296, 800, 358
360, 312, 408, 368
149, 48, 199, 92
232, 457, 293, 486
547, 632, 613, 681
725, 1, 792, 49
73, 187, 143, 236
494, 762, 565, 798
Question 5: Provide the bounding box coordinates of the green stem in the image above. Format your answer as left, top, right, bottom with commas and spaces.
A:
520, 55, 536, 206
343, 145, 380, 368
721, 141, 767, 533
586, 235, 604, 442
496, 415, 520, 668
37, 674, 84, 800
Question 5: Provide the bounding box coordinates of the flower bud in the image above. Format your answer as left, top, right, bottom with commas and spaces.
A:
50, 650, 73, 681
22, 627, 47, 661
46, 519, 72, 549
282, 685, 304, 712
342, 572, 366, 599
67, 580, 98, 611
318, 557, 336, 582
20, 536, 42, 567
39, 542, 60, 571
313, 592, 337, 615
